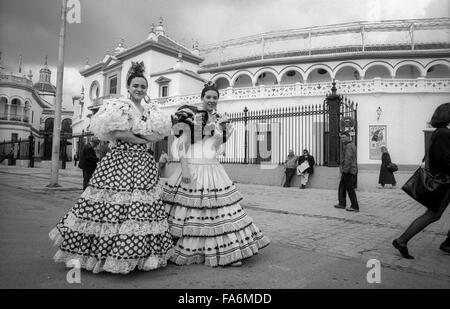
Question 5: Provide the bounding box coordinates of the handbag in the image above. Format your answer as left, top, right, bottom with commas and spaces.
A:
387, 162, 398, 172
401, 133, 450, 211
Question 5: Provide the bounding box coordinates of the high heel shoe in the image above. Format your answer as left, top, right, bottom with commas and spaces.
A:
392, 239, 414, 259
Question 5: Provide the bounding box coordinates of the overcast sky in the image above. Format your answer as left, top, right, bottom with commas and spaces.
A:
0, 0, 449, 107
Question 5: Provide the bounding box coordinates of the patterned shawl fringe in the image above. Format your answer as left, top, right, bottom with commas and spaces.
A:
168, 215, 254, 238
53, 212, 170, 237
162, 189, 243, 209
52, 249, 174, 274
82, 185, 163, 205
170, 238, 270, 267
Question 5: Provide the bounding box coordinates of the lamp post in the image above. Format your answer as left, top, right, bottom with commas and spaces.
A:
48, 0, 68, 187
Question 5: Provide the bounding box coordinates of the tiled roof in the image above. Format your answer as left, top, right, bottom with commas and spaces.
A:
33, 82, 56, 93
157, 36, 192, 54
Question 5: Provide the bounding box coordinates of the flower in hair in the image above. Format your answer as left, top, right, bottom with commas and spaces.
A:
204, 80, 216, 88
128, 61, 146, 77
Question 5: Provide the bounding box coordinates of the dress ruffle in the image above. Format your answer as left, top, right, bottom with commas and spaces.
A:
166, 203, 253, 237
162, 164, 243, 208
82, 185, 164, 205
89, 98, 133, 141
170, 225, 270, 267
51, 248, 174, 275
49, 140, 173, 274
51, 212, 169, 237
89, 98, 172, 143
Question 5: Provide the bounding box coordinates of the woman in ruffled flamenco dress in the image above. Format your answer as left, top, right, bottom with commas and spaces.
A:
162, 82, 270, 267
49, 62, 174, 274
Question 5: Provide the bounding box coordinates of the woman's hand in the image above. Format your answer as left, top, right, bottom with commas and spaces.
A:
181, 176, 191, 183
142, 132, 165, 142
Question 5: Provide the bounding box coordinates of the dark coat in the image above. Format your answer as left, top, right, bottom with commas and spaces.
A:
428, 126, 450, 177
78, 143, 99, 172
378, 152, 396, 185
341, 142, 357, 175
298, 155, 315, 174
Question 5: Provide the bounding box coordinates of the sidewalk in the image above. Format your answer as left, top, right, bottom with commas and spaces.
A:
0, 165, 449, 288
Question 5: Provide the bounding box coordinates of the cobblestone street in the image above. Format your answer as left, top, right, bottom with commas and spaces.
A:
0, 165, 449, 288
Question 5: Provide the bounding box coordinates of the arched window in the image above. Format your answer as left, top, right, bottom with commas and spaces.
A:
44, 118, 54, 132
215, 77, 230, 90
62, 118, 72, 134
233, 74, 253, 88
280, 70, 303, 84
426, 64, 450, 78
10, 99, 20, 121
364, 65, 392, 79
0, 97, 7, 120
90, 81, 100, 101
255, 71, 277, 86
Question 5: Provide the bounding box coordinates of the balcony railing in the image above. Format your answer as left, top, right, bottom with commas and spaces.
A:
0, 113, 29, 122
91, 94, 122, 107
149, 78, 450, 107
0, 74, 33, 87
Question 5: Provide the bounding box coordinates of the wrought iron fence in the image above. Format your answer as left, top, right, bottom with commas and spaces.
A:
219, 103, 329, 166
0, 139, 31, 160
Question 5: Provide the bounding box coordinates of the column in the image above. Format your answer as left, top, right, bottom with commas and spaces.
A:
6, 103, 10, 120
361, 26, 365, 52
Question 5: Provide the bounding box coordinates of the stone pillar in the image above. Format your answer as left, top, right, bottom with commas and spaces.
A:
5, 103, 10, 120
20, 105, 24, 122
326, 81, 341, 167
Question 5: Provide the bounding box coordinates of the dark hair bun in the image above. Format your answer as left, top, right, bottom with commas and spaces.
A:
127, 61, 148, 86
128, 61, 145, 76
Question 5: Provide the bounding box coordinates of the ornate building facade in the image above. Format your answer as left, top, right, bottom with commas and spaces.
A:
0, 55, 73, 165
74, 18, 450, 186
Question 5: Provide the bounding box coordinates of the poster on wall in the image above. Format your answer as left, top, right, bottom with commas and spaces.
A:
369, 125, 387, 160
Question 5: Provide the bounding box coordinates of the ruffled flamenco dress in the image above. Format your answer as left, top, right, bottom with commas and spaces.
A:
162, 111, 270, 267
49, 98, 174, 274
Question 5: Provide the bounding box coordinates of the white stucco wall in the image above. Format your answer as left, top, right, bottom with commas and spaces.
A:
160, 91, 449, 167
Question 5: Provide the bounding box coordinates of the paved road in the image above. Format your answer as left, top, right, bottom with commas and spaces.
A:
0, 165, 449, 288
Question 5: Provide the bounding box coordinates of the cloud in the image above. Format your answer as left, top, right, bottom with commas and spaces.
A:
2, 0, 448, 110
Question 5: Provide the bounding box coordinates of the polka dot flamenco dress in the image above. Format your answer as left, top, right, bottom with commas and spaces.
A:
162, 111, 270, 267
49, 98, 174, 274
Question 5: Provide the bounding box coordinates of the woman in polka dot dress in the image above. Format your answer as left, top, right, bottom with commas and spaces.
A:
49, 62, 174, 274
162, 82, 270, 267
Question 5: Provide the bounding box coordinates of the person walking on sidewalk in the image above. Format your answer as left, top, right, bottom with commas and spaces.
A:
73, 153, 79, 167
378, 146, 396, 188
283, 150, 299, 187
392, 103, 450, 259
78, 137, 100, 190
297, 149, 315, 189
334, 132, 359, 212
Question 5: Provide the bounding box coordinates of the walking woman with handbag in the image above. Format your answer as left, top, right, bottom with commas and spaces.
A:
392, 103, 450, 259
378, 146, 397, 189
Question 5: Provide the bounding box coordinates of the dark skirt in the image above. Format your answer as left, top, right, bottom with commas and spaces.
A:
49, 140, 174, 274
378, 164, 396, 185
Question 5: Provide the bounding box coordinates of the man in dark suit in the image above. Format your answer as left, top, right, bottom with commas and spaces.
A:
334, 132, 359, 212
79, 137, 100, 190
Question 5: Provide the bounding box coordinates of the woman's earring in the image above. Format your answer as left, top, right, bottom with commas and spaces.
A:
144, 95, 150, 103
